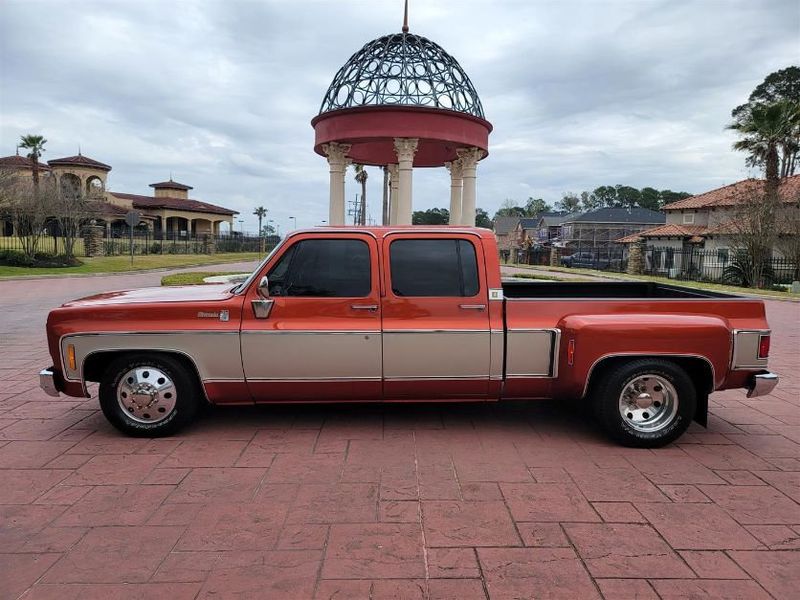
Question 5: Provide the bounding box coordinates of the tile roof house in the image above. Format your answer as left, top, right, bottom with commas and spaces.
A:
1, 149, 238, 238
615, 175, 800, 251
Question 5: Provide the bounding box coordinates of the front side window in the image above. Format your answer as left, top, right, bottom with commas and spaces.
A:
390, 239, 479, 297
267, 238, 371, 297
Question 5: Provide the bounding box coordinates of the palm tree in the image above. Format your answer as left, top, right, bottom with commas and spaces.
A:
19, 135, 47, 194
729, 101, 800, 194
253, 206, 268, 237
728, 100, 800, 286
354, 164, 367, 225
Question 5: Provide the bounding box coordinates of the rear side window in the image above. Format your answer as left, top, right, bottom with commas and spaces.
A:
390, 239, 479, 297
267, 239, 371, 297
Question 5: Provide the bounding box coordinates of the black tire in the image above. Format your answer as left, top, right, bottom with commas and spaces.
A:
99, 353, 202, 437
592, 359, 696, 448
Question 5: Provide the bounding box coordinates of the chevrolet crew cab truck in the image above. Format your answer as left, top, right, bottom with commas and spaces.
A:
41, 227, 778, 447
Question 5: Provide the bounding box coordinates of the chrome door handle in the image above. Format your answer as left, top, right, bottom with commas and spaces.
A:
459, 304, 486, 311
351, 304, 378, 311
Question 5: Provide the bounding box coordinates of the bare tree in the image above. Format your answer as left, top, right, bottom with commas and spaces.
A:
726, 187, 780, 288
52, 181, 100, 261
776, 194, 800, 281
3, 177, 53, 260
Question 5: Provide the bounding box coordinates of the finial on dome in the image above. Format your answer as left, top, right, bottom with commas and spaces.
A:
78, 144, 81, 156
15, 146, 19, 156
402, 0, 409, 33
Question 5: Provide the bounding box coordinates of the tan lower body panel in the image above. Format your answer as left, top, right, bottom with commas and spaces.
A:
62, 332, 244, 382
383, 331, 491, 379
505, 330, 557, 377
241, 331, 382, 380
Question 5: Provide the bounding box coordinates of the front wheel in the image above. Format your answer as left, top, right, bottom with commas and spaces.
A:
99, 354, 202, 437
592, 359, 696, 448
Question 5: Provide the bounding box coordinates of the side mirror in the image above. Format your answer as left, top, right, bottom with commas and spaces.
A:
252, 275, 274, 319
257, 276, 270, 299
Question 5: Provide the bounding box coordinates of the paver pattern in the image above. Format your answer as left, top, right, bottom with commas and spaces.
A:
0, 267, 798, 599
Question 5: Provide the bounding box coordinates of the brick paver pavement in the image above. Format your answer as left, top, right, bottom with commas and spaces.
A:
0, 268, 798, 599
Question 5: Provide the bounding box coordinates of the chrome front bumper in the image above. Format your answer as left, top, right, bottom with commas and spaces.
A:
39, 367, 60, 397
747, 372, 779, 398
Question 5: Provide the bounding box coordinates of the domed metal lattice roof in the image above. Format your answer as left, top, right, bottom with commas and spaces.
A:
319, 32, 485, 119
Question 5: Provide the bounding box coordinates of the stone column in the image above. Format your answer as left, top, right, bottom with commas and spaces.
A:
456, 147, 484, 226
83, 224, 104, 257
388, 164, 399, 225
393, 138, 418, 226
445, 159, 463, 225
627, 238, 646, 275
549, 246, 561, 266
322, 142, 351, 226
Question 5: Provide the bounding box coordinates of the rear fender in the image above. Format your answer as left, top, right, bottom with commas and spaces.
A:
556, 313, 729, 402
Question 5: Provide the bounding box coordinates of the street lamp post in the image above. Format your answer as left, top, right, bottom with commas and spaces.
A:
238, 219, 244, 234
289, 216, 297, 230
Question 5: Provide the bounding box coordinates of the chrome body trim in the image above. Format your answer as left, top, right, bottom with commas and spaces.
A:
39, 368, 59, 397
384, 375, 488, 381
505, 297, 754, 303
747, 372, 779, 398
382, 329, 490, 334
240, 330, 381, 335
251, 299, 274, 319
247, 376, 382, 382
581, 352, 717, 398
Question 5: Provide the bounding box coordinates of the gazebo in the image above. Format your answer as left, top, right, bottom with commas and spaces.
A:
311, 9, 492, 226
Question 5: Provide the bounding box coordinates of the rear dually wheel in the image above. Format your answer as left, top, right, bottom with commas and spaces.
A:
592, 359, 696, 448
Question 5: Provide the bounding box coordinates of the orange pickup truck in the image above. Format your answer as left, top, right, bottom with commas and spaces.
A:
41, 227, 778, 447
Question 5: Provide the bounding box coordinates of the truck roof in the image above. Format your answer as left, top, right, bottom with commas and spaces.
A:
288, 226, 496, 240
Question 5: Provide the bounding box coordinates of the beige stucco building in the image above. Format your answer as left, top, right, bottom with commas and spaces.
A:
0, 151, 237, 237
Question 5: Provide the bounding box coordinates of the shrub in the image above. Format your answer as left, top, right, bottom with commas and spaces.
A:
722, 250, 775, 287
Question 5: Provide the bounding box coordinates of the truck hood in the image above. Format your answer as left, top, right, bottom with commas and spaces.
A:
62, 284, 236, 307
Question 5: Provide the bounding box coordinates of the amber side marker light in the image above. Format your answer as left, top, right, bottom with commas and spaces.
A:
67, 344, 77, 370
758, 335, 771, 359
567, 339, 575, 366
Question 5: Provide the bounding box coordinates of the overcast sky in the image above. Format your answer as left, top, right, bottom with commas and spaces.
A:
1, 0, 798, 232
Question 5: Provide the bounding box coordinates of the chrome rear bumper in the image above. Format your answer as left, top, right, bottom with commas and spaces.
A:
39, 367, 60, 397
747, 372, 779, 398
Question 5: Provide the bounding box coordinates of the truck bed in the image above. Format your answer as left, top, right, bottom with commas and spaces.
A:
501, 280, 731, 299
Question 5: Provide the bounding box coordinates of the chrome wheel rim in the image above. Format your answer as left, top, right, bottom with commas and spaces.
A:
618, 374, 678, 433
117, 366, 177, 424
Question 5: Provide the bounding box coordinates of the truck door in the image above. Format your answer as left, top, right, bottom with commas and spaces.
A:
381, 233, 492, 399
241, 233, 382, 400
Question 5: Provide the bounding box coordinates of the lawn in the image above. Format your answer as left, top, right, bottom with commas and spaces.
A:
509, 263, 800, 300
161, 271, 249, 286
0, 252, 261, 278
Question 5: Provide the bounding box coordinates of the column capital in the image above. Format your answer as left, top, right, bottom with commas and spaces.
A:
393, 138, 419, 163
455, 146, 484, 169
387, 163, 399, 178
445, 159, 464, 179
322, 142, 351, 166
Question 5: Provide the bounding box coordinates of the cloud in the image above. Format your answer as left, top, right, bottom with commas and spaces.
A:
1, 0, 797, 230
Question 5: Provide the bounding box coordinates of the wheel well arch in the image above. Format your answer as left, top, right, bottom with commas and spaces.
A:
582, 353, 714, 426
82, 350, 208, 402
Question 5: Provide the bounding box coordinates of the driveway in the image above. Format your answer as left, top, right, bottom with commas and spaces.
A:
0, 269, 798, 599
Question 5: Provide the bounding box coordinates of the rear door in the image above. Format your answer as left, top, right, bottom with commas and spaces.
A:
381, 233, 491, 399
241, 233, 382, 400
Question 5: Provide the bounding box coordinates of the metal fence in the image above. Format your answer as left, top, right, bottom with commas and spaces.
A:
0, 232, 276, 257
637, 247, 798, 286
513, 246, 798, 286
